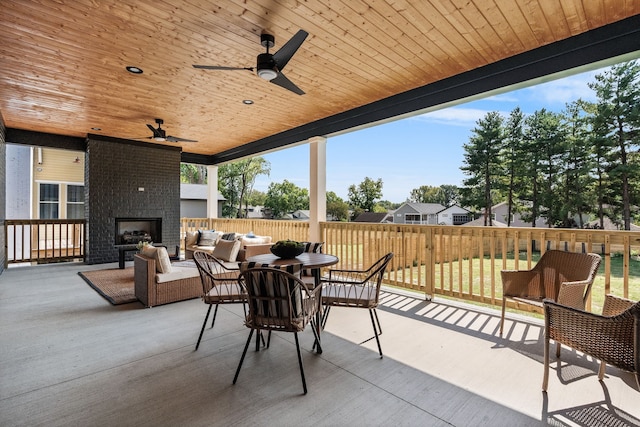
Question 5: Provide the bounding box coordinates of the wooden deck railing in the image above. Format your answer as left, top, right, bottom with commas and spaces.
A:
5, 219, 86, 265
179, 218, 640, 314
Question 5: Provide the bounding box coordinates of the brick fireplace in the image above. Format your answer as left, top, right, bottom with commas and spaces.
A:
85, 136, 181, 264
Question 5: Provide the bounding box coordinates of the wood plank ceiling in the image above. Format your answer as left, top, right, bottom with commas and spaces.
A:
1, 1, 639, 163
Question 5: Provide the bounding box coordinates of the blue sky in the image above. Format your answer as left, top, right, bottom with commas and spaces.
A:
253, 65, 606, 203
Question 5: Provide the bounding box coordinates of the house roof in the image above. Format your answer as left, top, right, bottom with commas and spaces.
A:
353, 212, 391, 223
2, 3, 639, 165
403, 203, 446, 214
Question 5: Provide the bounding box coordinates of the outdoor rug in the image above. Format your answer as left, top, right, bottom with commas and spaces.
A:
78, 267, 137, 305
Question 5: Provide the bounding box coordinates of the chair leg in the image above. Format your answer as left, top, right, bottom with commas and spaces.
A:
195, 304, 213, 351
372, 307, 382, 336
542, 333, 550, 392
211, 303, 219, 328
294, 332, 308, 394
369, 308, 383, 358
500, 298, 506, 336
321, 306, 331, 329
555, 342, 561, 358
233, 329, 254, 385
598, 361, 606, 380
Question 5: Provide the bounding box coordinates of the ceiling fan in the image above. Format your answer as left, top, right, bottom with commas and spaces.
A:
193, 30, 309, 95
144, 118, 197, 143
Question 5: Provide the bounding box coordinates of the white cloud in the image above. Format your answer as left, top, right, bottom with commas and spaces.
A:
523, 71, 599, 105
413, 107, 509, 127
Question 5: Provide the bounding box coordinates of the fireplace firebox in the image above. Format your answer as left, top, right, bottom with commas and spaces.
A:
115, 218, 162, 246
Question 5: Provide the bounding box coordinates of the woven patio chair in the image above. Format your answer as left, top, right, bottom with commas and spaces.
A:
500, 250, 601, 335
233, 266, 321, 394
192, 250, 247, 351
320, 252, 394, 358
543, 294, 640, 391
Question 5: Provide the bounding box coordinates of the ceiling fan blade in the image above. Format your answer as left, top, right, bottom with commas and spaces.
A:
166, 136, 198, 143
192, 65, 254, 71
147, 123, 162, 138
272, 30, 308, 71
270, 72, 305, 95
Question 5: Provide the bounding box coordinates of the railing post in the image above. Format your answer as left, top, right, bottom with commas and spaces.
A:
424, 226, 434, 300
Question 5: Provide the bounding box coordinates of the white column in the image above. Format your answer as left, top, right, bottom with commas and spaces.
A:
206, 165, 218, 218
309, 136, 327, 242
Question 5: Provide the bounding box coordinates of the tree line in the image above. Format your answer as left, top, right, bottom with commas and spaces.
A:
181, 60, 639, 226
460, 60, 639, 229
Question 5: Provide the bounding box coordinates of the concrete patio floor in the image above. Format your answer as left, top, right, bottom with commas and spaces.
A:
1, 260, 638, 426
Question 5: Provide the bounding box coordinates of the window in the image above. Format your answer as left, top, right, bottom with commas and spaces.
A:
39, 183, 59, 219
67, 185, 85, 219
405, 214, 420, 223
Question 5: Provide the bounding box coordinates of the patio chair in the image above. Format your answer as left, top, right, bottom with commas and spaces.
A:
320, 252, 394, 358
300, 241, 324, 285
233, 266, 321, 394
192, 250, 247, 350
500, 250, 601, 335
543, 294, 640, 391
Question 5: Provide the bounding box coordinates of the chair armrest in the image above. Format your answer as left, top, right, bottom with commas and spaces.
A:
134, 254, 156, 307
501, 270, 541, 298
556, 280, 591, 309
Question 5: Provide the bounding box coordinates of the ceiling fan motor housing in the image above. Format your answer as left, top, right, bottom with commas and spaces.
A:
257, 53, 278, 80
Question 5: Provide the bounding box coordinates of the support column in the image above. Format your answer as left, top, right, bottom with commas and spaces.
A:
206, 165, 218, 219
309, 137, 327, 242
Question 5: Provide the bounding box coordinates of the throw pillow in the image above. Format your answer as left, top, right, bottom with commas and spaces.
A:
212, 239, 241, 262
221, 232, 236, 241
140, 244, 158, 259
198, 230, 219, 247
185, 231, 199, 246
155, 246, 172, 274
196, 229, 215, 245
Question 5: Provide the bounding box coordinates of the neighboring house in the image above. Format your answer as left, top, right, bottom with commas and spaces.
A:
6, 146, 86, 220
244, 205, 265, 219
353, 212, 392, 223
436, 204, 471, 225
485, 201, 547, 228
180, 183, 225, 218
392, 203, 445, 225
292, 210, 310, 220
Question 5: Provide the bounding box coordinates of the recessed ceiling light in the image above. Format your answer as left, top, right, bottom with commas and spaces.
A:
242, 99, 254, 105
91, 127, 101, 131
126, 66, 143, 74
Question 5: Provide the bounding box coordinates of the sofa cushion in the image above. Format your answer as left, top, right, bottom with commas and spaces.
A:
198, 230, 219, 246
155, 266, 200, 284
212, 239, 241, 262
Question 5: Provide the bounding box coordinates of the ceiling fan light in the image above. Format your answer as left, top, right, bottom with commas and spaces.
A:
257, 68, 278, 81
154, 137, 166, 142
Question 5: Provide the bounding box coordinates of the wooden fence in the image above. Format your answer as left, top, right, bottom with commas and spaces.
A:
5, 219, 86, 265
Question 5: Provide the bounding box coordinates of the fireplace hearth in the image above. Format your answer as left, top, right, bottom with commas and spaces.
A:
115, 218, 162, 246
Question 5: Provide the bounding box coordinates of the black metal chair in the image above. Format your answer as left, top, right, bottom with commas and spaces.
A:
192, 251, 246, 350
320, 253, 394, 358
234, 265, 321, 394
